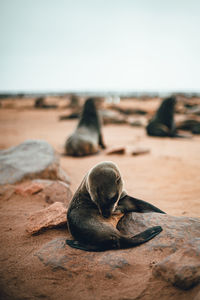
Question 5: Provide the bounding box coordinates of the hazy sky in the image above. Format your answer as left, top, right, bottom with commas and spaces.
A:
0, 0, 200, 92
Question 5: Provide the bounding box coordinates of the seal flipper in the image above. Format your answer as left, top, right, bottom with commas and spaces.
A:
130, 225, 162, 244
66, 226, 163, 251
118, 195, 166, 214
66, 239, 103, 252
120, 226, 163, 248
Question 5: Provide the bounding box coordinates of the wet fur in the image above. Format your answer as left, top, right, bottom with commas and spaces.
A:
65, 98, 106, 156
66, 161, 165, 251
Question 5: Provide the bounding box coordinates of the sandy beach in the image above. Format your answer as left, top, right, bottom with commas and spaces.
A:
0, 97, 200, 300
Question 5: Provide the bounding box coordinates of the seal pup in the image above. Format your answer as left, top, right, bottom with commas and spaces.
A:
146, 96, 184, 137
66, 161, 165, 251
65, 98, 106, 156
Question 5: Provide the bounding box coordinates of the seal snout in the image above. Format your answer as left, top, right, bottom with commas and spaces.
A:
102, 211, 111, 219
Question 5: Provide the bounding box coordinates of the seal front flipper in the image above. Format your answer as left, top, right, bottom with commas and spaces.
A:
66, 240, 103, 252
117, 195, 166, 214
98, 132, 106, 149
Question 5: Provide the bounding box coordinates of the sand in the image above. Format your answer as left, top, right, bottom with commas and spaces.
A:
0, 100, 200, 299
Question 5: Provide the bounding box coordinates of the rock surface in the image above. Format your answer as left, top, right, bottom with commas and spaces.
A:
153, 238, 200, 290
14, 179, 73, 205
37, 179, 73, 205
0, 140, 70, 185
27, 202, 67, 234
15, 181, 44, 196
36, 212, 200, 298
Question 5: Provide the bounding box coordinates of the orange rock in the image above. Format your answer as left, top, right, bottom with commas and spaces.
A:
26, 202, 67, 235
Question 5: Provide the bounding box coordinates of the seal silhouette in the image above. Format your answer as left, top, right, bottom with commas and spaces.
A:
146, 96, 179, 137
66, 161, 165, 251
65, 98, 106, 156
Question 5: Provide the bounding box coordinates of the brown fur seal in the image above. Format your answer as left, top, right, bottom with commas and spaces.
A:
66, 161, 165, 251
146, 96, 186, 137
65, 98, 106, 156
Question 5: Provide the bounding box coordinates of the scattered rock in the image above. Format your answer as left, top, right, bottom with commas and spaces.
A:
153, 238, 200, 290
106, 146, 126, 155
0, 140, 70, 185
26, 202, 67, 235
131, 147, 150, 156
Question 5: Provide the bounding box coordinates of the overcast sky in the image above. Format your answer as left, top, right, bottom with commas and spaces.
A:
0, 0, 200, 92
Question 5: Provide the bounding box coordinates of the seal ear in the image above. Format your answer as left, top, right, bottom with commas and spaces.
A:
116, 175, 121, 184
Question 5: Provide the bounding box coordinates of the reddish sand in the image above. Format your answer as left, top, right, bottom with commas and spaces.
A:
0, 100, 200, 299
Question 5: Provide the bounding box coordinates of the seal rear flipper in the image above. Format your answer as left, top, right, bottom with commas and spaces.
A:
147, 123, 169, 137
66, 239, 103, 252
121, 225, 163, 248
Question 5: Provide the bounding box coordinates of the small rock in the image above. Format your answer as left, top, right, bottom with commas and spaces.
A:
0, 140, 70, 185
153, 238, 200, 290
26, 202, 67, 235
106, 146, 126, 155
131, 147, 150, 156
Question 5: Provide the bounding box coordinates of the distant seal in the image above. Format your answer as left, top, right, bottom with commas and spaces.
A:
146, 96, 179, 137
65, 98, 106, 156
66, 161, 165, 251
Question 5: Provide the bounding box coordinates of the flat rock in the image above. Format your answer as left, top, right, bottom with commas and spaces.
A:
35, 212, 200, 298
131, 147, 150, 156
27, 202, 67, 235
0, 140, 70, 185
106, 146, 126, 155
